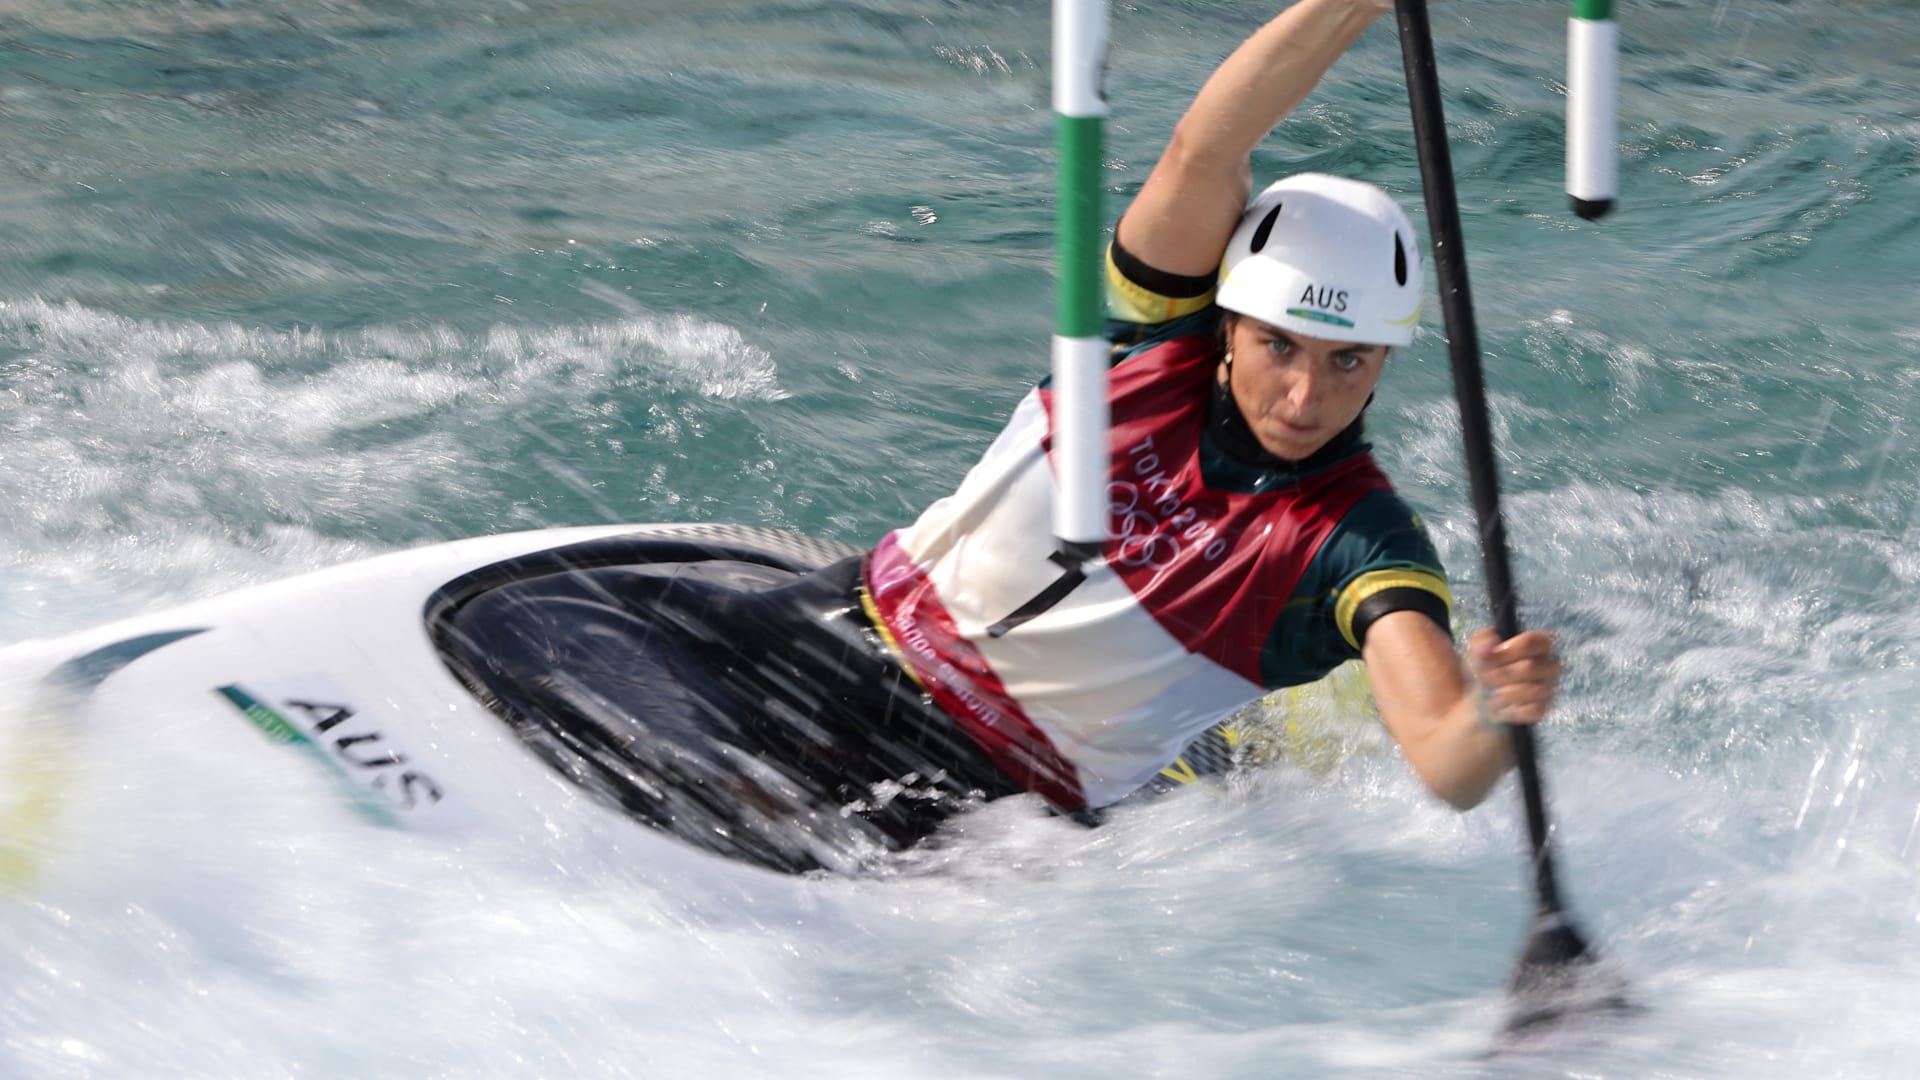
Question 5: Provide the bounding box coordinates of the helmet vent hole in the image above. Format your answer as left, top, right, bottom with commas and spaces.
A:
1248, 203, 1282, 254
1393, 233, 1408, 286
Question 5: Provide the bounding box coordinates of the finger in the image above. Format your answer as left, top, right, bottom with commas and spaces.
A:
1486, 680, 1558, 709
1485, 679, 1559, 719
1466, 629, 1502, 673
1486, 629, 1557, 661
1493, 703, 1552, 726
1478, 652, 1564, 689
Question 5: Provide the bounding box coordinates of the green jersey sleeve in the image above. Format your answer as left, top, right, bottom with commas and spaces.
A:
1258, 488, 1452, 690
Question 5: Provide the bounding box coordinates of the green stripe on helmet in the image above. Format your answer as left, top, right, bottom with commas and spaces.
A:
1286, 308, 1357, 329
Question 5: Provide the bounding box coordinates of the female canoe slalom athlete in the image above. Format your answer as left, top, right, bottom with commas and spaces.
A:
458, 0, 1563, 873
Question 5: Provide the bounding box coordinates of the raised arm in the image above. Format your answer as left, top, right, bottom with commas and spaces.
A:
1115, 0, 1397, 278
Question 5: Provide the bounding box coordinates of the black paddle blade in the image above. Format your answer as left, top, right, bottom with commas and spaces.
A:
1503, 915, 1635, 1037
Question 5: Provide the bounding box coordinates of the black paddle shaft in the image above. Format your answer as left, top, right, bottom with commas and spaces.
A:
1392, 0, 1565, 921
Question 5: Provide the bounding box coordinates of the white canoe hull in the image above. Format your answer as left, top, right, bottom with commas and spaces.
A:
0, 524, 856, 883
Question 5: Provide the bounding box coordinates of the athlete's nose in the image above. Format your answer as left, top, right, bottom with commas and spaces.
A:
1284, 362, 1321, 412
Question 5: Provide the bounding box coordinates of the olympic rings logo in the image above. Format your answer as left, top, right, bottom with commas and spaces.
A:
1108, 482, 1176, 569
1105, 480, 1223, 569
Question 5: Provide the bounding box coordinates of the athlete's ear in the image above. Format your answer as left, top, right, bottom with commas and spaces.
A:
1218, 313, 1239, 375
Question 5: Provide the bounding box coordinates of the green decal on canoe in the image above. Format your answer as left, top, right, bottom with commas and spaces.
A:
216, 685, 307, 745
213, 684, 397, 827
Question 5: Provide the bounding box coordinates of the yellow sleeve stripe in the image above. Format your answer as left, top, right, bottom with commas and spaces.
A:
1335, 569, 1453, 651
1106, 246, 1216, 325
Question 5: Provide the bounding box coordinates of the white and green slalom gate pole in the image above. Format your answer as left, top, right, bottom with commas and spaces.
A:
989, 0, 1110, 638
1567, 0, 1618, 219
1051, 0, 1111, 563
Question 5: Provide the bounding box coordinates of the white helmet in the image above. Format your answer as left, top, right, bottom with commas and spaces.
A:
1215, 174, 1424, 347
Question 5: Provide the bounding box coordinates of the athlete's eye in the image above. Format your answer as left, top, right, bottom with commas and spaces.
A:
1264, 336, 1294, 359
1332, 352, 1364, 372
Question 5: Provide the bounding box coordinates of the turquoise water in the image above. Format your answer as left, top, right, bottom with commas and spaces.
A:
2, 0, 1918, 1075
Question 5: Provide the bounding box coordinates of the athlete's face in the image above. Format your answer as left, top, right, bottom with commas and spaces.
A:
1221, 315, 1388, 462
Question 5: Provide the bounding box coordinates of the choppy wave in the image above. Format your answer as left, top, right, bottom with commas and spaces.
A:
0, 297, 784, 633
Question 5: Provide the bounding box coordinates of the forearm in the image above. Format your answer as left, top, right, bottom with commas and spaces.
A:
1171, 0, 1390, 175
1394, 697, 1517, 810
